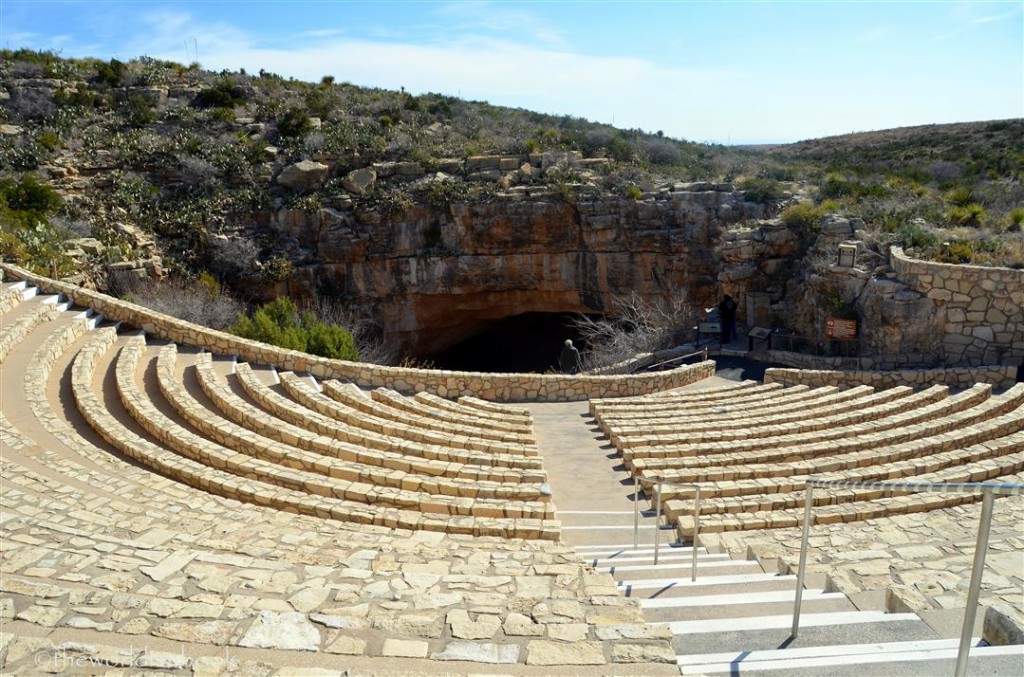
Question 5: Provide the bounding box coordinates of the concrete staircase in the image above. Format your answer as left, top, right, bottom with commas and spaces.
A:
575, 539, 1024, 675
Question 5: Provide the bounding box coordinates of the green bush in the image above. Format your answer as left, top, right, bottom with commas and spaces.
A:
624, 184, 643, 201
277, 107, 313, 138
944, 185, 975, 207
780, 202, 823, 231
945, 203, 986, 228
194, 81, 247, 109
737, 177, 785, 203
936, 240, 975, 264
0, 174, 61, 213
229, 297, 360, 360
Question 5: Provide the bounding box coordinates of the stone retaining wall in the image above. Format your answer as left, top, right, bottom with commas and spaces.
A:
764, 365, 1017, 391
890, 247, 1024, 367
0, 264, 714, 401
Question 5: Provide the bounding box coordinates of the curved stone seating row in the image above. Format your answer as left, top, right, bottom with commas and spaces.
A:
309, 375, 534, 444
154, 345, 548, 499
603, 384, 890, 446
235, 361, 530, 457
605, 385, 943, 449
116, 337, 551, 520
69, 329, 557, 539
621, 384, 978, 457
589, 381, 781, 417
370, 387, 532, 435
193, 353, 540, 472
287, 372, 533, 448
662, 433, 1024, 518
648, 400, 1024, 491
598, 383, 840, 431
626, 383, 1018, 468
0, 298, 65, 363
457, 395, 532, 419
0, 281, 29, 314
595, 377, 1024, 538
413, 391, 534, 431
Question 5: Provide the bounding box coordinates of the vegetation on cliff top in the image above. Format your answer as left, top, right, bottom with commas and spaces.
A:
1, 50, 1021, 357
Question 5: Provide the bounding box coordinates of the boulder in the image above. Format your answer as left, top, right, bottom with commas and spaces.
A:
342, 168, 377, 195
277, 160, 329, 192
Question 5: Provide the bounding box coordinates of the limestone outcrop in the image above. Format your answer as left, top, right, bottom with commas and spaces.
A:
259, 184, 763, 356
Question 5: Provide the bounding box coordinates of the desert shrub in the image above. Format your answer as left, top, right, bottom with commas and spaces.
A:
1007, 208, 1024, 232
781, 202, 823, 231
194, 81, 247, 109
935, 240, 976, 264
4, 88, 57, 122
945, 203, 986, 228
229, 296, 360, 360
571, 291, 696, 370
819, 172, 888, 200
737, 177, 784, 203
896, 221, 939, 251
0, 174, 61, 213
642, 137, 682, 165
624, 184, 644, 201
943, 185, 975, 207
123, 95, 156, 126
95, 59, 126, 87
276, 107, 313, 139
108, 270, 244, 330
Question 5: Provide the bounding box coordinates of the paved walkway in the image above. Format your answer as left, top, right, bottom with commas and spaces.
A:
528, 376, 738, 549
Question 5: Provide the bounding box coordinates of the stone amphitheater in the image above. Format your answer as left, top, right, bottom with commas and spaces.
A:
0, 262, 1021, 676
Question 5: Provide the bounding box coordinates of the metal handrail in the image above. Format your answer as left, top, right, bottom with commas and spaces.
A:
641, 347, 710, 373
632, 476, 701, 581
790, 479, 1024, 677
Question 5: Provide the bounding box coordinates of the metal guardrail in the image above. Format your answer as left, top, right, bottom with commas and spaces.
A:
790, 479, 1024, 677
640, 347, 709, 373
632, 476, 701, 581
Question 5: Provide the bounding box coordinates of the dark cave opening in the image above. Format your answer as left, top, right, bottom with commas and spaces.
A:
429, 312, 600, 373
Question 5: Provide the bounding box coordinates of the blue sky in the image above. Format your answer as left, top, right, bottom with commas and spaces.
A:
2, 0, 1021, 144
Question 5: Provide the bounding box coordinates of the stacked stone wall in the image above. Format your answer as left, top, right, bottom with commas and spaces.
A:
890, 247, 1024, 367
764, 364, 1017, 391
1, 264, 713, 401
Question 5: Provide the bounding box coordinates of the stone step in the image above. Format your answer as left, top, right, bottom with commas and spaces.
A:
618, 573, 798, 598
661, 610, 923, 638
643, 594, 856, 624
592, 557, 765, 579
579, 551, 730, 568
640, 588, 844, 611
677, 637, 1017, 675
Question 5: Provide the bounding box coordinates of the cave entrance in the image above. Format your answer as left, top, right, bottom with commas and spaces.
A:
429, 312, 599, 373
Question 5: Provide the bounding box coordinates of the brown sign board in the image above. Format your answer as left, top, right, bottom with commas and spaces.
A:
826, 318, 857, 339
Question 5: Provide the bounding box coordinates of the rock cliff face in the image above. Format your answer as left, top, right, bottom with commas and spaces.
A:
260, 184, 765, 356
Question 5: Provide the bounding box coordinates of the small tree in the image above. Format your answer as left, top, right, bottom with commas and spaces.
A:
571, 291, 696, 370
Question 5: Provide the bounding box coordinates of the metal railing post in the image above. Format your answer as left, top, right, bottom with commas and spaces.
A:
653, 482, 662, 566
954, 489, 996, 677
791, 483, 815, 638
633, 475, 640, 550
692, 487, 701, 582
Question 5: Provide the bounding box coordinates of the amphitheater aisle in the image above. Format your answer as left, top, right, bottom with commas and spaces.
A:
527, 376, 737, 548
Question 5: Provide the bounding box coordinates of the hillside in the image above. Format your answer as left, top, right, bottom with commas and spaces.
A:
0, 51, 1021, 365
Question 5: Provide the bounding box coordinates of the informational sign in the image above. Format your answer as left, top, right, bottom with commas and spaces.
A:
699, 322, 721, 334
825, 318, 857, 339
748, 327, 772, 340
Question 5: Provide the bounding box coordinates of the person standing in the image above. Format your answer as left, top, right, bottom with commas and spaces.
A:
719, 295, 737, 344
559, 339, 583, 374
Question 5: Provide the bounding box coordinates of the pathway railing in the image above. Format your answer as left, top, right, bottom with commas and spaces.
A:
632, 476, 701, 581
790, 479, 1024, 677
639, 347, 709, 373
